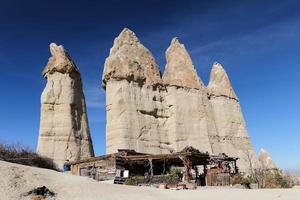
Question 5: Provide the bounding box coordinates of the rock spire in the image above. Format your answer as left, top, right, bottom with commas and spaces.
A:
207, 62, 258, 172
102, 28, 161, 89
259, 149, 277, 169
102, 29, 259, 173
207, 62, 237, 100
102, 29, 167, 154
163, 37, 203, 89
37, 43, 94, 169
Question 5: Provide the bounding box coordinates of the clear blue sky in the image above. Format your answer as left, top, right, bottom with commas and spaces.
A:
0, 0, 299, 170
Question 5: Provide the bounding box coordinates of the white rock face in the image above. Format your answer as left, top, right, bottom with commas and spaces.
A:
259, 149, 277, 169
162, 38, 215, 153
163, 38, 204, 90
102, 29, 258, 173
103, 29, 169, 154
37, 43, 94, 169
207, 62, 258, 172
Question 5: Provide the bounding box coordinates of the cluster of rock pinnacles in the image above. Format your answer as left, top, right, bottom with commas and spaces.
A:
37, 28, 262, 172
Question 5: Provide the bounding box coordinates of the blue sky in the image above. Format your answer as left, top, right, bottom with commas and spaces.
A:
0, 0, 299, 170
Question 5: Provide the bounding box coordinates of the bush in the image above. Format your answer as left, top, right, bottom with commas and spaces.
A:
124, 177, 138, 185
167, 167, 182, 183
258, 168, 294, 188
0, 143, 57, 170
230, 173, 244, 185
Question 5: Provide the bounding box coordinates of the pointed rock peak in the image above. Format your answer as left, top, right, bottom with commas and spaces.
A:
171, 37, 180, 45
42, 43, 79, 77
162, 37, 203, 90
102, 28, 161, 89
212, 61, 223, 70
108, 28, 141, 56
207, 62, 238, 100
259, 149, 277, 169
117, 28, 139, 43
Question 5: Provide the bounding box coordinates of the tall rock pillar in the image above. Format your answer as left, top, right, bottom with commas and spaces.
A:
207, 62, 258, 172
102, 28, 170, 154
37, 43, 94, 169
162, 38, 216, 153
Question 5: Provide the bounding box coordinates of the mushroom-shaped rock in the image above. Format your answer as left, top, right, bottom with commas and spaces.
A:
37, 43, 94, 169
163, 38, 203, 89
259, 149, 277, 169
102, 28, 161, 89
207, 62, 238, 100
42, 43, 79, 76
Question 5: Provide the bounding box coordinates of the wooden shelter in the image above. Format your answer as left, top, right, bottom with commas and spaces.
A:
65, 147, 238, 186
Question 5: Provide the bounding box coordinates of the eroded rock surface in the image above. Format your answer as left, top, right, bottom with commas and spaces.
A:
102, 28, 259, 173
207, 62, 258, 172
259, 149, 277, 169
162, 38, 215, 153
102, 28, 169, 154
163, 38, 203, 90
102, 28, 161, 88
37, 43, 94, 169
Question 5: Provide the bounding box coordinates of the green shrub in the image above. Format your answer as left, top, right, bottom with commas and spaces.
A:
167, 167, 182, 183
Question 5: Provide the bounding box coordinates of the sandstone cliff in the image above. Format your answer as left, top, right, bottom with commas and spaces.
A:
37, 43, 94, 169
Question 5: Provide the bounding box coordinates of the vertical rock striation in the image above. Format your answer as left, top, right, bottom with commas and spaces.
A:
207, 62, 258, 172
102, 28, 170, 154
102, 28, 259, 173
37, 43, 94, 169
162, 38, 215, 153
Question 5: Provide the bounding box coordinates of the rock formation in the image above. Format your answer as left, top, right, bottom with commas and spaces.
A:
162, 38, 215, 153
102, 28, 258, 173
37, 43, 94, 169
207, 62, 258, 172
259, 149, 277, 169
103, 28, 169, 154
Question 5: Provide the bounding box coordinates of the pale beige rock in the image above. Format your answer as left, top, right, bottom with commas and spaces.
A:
259, 149, 277, 169
162, 38, 215, 153
102, 28, 161, 88
207, 62, 237, 100
103, 28, 170, 154
163, 38, 203, 90
37, 43, 94, 169
207, 62, 258, 172
102, 29, 259, 173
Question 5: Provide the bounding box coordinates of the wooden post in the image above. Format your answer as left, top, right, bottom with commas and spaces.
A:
149, 159, 153, 177
180, 156, 192, 182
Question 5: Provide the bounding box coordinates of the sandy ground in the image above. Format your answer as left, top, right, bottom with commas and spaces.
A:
1, 161, 300, 200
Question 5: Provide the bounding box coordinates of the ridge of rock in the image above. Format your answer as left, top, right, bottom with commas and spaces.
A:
162, 37, 203, 90
207, 62, 238, 100
102, 28, 161, 89
42, 43, 79, 76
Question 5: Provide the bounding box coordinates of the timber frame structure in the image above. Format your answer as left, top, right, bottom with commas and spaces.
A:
65, 147, 239, 186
